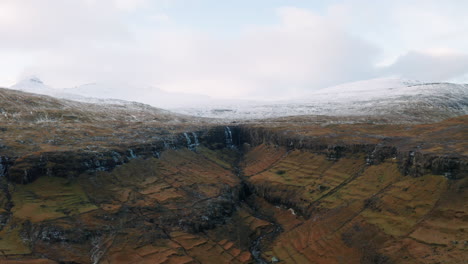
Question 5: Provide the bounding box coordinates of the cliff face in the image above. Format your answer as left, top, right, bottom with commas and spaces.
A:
0, 126, 259, 264
1, 148, 250, 263
3, 118, 465, 186
0, 112, 467, 263
2, 126, 242, 184
239, 121, 467, 179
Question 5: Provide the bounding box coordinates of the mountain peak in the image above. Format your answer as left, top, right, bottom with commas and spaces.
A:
27, 76, 44, 84
10, 76, 51, 94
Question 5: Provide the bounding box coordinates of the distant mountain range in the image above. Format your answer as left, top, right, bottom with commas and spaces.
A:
10, 77, 211, 108
9, 77, 468, 122
172, 78, 468, 121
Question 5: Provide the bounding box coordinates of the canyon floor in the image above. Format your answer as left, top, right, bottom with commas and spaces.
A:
0, 88, 467, 264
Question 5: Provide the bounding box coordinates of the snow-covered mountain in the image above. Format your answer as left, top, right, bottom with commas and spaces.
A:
11, 76, 57, 94
9, 77, 468, 122
10, 77, 114, 104
9, 77, 212, 108
63, 82, 211, 108
173, 78, 468, 121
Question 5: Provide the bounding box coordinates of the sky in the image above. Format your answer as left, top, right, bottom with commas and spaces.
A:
1, 0, 468, 99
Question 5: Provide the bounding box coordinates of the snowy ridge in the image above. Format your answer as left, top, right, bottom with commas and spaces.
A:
8, 78, 178, 119
299, 78, 461, 102
62, 82, 211, 108
10, 77, 211, 109
9, 77, 468, 121
10, 77, 126, 106
173, 78, 468, 120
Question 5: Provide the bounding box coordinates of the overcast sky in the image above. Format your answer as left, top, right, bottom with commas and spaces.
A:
1, 0, 468, 99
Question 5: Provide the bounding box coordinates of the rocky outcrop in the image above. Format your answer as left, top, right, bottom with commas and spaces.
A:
3, 122, 465, 185
239, 125, 467, 179
174, 185, 243, 233
398, 151, 467, 179
5, 127, 242, 184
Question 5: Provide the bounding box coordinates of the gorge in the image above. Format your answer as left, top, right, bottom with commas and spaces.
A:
0, 88, 466, 263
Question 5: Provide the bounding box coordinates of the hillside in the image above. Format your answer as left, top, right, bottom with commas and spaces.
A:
11, 77, 468, 122
10, 77, 211, 109
0, 88, 466, 264
174, 78, 468, 121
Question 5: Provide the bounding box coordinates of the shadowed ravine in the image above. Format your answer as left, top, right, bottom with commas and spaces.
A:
1, 119, 467, 263
234, 163, 284, 264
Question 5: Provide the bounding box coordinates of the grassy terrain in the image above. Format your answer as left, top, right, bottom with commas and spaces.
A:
11, 176, 97, 222
242, 145, 467, 264
0, 88, 466, 263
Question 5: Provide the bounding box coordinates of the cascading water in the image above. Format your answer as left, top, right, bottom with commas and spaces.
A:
225, 127, 234, 148
183, 132, 192, 146
192, 132, 199, 147
184, 132, 199, 150
128, 149, 137, 159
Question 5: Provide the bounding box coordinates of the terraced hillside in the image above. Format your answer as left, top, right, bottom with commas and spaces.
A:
0, 88, 466, 263
241, 145, 467, 263
2, 148, 256, 263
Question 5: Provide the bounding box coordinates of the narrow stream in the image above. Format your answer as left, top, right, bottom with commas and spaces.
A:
231, 139, 283, 264
249, 213, 282, 264
238, 182, 283, 264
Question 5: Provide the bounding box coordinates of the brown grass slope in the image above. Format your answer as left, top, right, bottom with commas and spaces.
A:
0, 87, 466, 264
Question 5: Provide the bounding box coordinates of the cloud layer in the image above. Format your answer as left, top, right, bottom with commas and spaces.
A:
1, 0, 467, 99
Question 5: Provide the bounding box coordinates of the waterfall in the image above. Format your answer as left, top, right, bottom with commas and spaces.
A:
23, 169, 29, 183
184, 132, 192, 146
192, 132, 199, 147
225, 127, 234, 148
128, 149, 137, 159
184, 132, 198, 150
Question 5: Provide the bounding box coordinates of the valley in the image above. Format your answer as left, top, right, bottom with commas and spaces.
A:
0, 88, 466, 263
2, 1, 467, 263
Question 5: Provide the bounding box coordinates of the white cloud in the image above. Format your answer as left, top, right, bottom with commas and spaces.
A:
0, 0, 130, 50
138, 6, 381, 98
384, 50, 468, 81
113, 0, 149, 11
148, 13, 171, 23
334, 0, 468, 64
1, 0, 467, 99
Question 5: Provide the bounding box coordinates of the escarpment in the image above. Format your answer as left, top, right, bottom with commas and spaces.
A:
236, 121, 467, 263
239, 119, 467, 179
3, 118, 466, 186
4, 127, 241, 184
1, 114, 467, 263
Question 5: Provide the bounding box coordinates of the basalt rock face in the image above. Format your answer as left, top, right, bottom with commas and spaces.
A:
3, 111, 465, 186
1, 147, 254, 263
1, 113, 467, 263
1, 125, 264, 263
239, 122, 467, 179
5, 127, 242, 184
200, 126, 241, 149
398, 151, 467, 179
